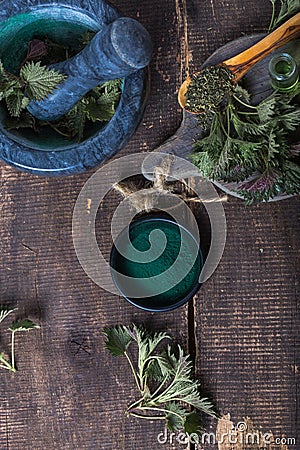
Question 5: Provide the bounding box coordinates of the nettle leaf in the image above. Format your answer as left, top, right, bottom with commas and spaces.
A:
237, 169, 280, 203
267, 129, 281, 162
234, 84, 251, 103
103, 326, 133, 356
0, 60, 13, 83
23, 39, 48, 65
231, 113, 265, 139
165, 402, 187, 431
190, 151, 215, 178
0, 78, 22, 100
155, 346, 216, 418
193, 112, 224, 159
146, 351, 175, 383
184, 411, 203, 438
65, 100, 87, 140
193, 132, 223, 155
20, 61, 66, 101
191, 79, 300, 202
6, 90, 24, 117
21, 97, 30, 109
146, 358, 165, 382
282, 161, 300, 194
0, 61, 21, 95
95, 79, 122, 96
104, 323, 216, 436
185, 396, 217, 416
145, 330, 170, 357
270, 0, 300, 30
159, 345, 183, 376
257, 95, 276, 123
0, 306, 16, 324
126, 325, 170, 373
9, 319, 40, 333
232, 139, 262, 168
278, 108, 300, 132
219, 164, 254, 183
5, 111, 36, 131
239, 169, 279, 193
85, 96, 114, 122
87, 80, 122, 122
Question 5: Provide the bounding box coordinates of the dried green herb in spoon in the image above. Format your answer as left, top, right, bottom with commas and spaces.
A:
185, 65, 235, 113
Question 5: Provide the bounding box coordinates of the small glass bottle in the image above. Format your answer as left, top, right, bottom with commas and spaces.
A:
268, 53, 299, 92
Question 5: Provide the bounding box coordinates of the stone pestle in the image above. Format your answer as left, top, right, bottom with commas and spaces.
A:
27, 17, 153, 121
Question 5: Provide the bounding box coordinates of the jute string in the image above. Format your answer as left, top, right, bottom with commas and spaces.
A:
113, 154, 227, 212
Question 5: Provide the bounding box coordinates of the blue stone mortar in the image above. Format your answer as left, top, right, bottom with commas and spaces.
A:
0, 0, 152, 175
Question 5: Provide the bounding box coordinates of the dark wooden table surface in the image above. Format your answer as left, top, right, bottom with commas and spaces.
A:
0, 0, 299, 449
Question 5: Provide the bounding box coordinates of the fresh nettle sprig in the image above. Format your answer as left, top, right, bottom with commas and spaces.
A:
269, 0, 300, 32
104, 324, 216, 438
0, 59, 66, 117
190, 1, 300, 203
191, 85, 300, 203
0, 305, 40, 373
52, 78, 122, 141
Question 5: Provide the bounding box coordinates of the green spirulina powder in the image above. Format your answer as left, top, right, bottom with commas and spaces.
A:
110, 218, 202, 310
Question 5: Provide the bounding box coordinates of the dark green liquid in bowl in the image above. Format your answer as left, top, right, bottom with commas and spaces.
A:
110, 218, 202, 311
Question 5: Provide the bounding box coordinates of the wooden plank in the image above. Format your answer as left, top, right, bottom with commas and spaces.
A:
185, 0, 273, 74
0, 0, 189, 449
0, 141, 188, 449
188, 0, 299, 447
194, 196, 300, 448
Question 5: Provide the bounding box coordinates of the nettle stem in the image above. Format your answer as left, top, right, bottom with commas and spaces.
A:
0, 357, 13, 371
0, 352, 15, 372
268, 0, 276, 32
11, 331, 16, 372
124, 351, 141, 391
233, 94, 257, 110
128, 411, 165, 420
127, 398, 143, 411
138, 406, 183, 420
150, 374, 169, 400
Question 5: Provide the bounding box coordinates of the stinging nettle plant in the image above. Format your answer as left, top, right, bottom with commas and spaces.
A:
104, 324, 216, 439
0, 305, 40, 373
190, 0, 300, 203
191, 86, 300, 203
269, 0, 300, 32
0, 59, 66, 117
0, 35, 122, 142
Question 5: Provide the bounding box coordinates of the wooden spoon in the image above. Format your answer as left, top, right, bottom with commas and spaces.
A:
178, 12, 300, 112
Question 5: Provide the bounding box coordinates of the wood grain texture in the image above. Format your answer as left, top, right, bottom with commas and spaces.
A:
0, 0, 186, 449
194, 196, 300, 448
187, 2, 299, 447
0, 1, 299, 450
